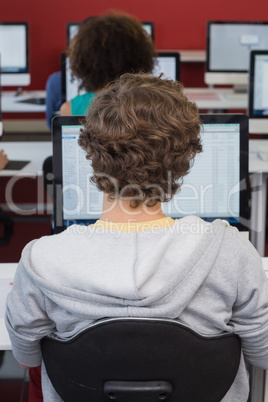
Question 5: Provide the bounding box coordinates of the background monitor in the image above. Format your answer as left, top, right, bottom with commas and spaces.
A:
140, 21, 154, 41
52, 114, 249, 234
0, 22, 30, 87
205, 21, 268, 90
61, 52, 86, 103
61, 51, 180, 103
248, 50, 268, 133
67, 20, 155, 46
67, 22, 79, 44
153, 52, 180, 81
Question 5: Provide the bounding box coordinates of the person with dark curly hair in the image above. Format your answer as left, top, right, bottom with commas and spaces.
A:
60, 11, 156, 116
6, 74, 268, 402
43, 11, 156, 203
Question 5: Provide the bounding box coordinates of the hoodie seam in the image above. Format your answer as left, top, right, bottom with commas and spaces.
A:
130, 231, 141, 299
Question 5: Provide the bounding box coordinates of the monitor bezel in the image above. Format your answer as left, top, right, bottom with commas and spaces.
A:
0, 22, 30, 84
206, 20, 268, 74
248, 50, 268, 118
52, 114, 249, 234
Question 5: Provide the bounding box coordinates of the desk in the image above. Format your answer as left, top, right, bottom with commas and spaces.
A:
185, 87, 248, 110
0, 141, 53, 214
2, 91, 46, 114
2, 88, 248, 114
178, 50, 206, 63
249, 119, 268, 135
0, 141, 52, 177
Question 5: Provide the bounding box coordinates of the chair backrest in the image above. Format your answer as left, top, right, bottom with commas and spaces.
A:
41, 317, 241, 402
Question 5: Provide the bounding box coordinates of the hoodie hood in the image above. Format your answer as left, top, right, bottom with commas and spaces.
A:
22, 216, 227, 320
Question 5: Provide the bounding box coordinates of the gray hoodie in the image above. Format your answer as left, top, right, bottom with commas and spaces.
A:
5, 216, 268, 401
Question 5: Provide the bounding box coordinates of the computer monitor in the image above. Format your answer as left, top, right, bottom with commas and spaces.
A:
205, 21, 268, 90
66, 20, 155, 45
248, 50, 268, 133
61, 51, 180, 103
61, 52, 86, 103
52, 114, 249, 234
67, 22, 79, 44
140, 21, 154, 41
153, 52, 180, 81
0, 22, 30, 87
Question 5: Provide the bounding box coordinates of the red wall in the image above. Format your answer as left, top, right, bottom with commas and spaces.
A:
2, 0, 268, 89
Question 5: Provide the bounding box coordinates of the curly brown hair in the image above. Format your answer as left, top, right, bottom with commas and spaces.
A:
78, 73, 202, 207
68, 11, 157, 93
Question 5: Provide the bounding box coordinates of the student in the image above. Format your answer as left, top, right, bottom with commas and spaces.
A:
60, 11, 156, 116
43, 11, 156, 196
5, 73, 268, 401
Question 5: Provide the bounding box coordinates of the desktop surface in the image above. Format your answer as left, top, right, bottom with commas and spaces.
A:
185, 88, 247, 110
0, 141, 52, 177
2, 91, 46, 113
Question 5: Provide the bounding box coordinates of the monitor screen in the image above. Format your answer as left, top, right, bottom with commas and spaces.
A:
67, 20, 155, 45
140, 21, 154, 41
249, 50, 268, 116
152, 52, 180, 81
67, 22, 79, 44
248, 50, 268, 133
52, 114, 249, 233
205, 21, 268, 87
0, 22, 30, 86
61, 51, 180, 103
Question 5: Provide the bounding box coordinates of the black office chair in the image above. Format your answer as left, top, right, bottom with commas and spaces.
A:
41, 317, 241, 402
